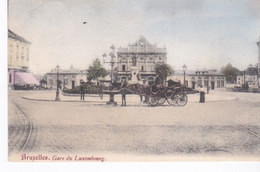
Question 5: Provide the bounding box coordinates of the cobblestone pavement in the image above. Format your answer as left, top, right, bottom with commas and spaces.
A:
8, 90, 260, 161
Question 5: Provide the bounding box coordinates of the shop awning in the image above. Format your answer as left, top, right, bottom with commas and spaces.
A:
15, 72, 39, 86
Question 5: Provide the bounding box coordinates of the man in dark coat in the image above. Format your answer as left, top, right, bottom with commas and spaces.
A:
199, 85, 205, 103
80, 82, 85, 101
154, 74, 161, 85
120, 80, 127, 106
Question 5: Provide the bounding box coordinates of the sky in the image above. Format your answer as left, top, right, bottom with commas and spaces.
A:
8, 0, 260, 74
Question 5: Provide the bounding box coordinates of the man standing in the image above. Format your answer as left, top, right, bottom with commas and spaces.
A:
80, 82, 85, 101
120, 80, 127, 106
199, 85, 205, 103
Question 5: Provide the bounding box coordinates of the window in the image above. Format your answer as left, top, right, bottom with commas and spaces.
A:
217, 81, 220, 88
204, 80, 208, 87
122, 65, 126, 71
141, 66, 144, 71
221, 80, 224, 87
198, 80, 202, 86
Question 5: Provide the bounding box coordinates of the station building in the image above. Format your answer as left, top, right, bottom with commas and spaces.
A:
116, 36, 167, 84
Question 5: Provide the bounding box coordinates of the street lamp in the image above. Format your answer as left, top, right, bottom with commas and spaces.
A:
183, 64, 187, 86
55, 64, 60, 101
103, 44, 116, 85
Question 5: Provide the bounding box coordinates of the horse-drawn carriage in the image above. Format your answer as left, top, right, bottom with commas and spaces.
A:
117, 82, 188, 107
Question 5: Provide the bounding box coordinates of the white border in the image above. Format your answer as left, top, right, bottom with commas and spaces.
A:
1, 1, 260, 172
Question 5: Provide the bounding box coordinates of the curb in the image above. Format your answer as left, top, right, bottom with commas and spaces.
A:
21, 96, 105, 103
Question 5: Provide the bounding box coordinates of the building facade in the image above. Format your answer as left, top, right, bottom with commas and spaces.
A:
46, 66, 87, 89
168, 70, 226, 90
8, 29, 39, 89
189, 70, 226, 89
116, 36, 167, 84
8, 29, 31, 70
237, 71, 258, 88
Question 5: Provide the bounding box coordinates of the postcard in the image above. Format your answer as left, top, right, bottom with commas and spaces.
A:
7, 0, 260, 162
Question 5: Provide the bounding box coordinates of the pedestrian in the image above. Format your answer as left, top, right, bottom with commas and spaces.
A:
207, 86, 210, 94
80, 82, 85, 101
120, 80, 127, 106
199, 85, 205, 103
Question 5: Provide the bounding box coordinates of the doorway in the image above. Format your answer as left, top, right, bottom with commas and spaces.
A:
211, 82, 215, 90
72, 81, 75, 89
192, 82, 195, 89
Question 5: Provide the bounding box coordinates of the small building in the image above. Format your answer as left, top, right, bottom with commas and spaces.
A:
168, 70, 226, 90
237, 71, 258, 88
46, 66, 87, 89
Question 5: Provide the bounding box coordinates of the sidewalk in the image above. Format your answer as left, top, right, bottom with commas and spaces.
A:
21, 90, 237, 104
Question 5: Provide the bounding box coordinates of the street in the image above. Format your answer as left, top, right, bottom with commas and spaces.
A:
8, 90, 260, 161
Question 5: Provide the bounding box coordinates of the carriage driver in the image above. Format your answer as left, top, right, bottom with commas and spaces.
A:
154, 74, 162, 86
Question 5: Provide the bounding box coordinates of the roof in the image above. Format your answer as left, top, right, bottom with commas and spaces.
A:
47, 66, 87, 74
8, 29, 31, 44
173, 70, 225, 76
117, 35, 167, 54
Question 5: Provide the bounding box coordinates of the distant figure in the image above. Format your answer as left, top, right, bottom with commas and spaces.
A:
98, 81, 103, 99
199, 85, 205, 103
207, 86, 210, 94
80, 82, 85, 101
120, 80, 128, 106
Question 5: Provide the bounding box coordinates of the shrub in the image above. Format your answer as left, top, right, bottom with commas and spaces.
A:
63, 83, 100, 94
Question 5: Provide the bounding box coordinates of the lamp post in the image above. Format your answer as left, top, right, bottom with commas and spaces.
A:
55, 64, 60, 101
183, 64, 187, 86
103, 44, 116, 85
103, 44, 118, 105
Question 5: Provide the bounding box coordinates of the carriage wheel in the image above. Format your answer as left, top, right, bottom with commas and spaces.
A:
158, 98, 166, 105
176, 93, 188, 106
148, 96, 159, 107
167, 94, 178, 106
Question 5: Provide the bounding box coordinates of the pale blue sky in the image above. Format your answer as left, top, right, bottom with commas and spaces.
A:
8, 0, 260, 74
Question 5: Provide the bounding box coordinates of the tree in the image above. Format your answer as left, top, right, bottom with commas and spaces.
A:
246, 64, 258, 75
87, 59, 107, 81
220, 63, 240, 83
155, 63, 174, 83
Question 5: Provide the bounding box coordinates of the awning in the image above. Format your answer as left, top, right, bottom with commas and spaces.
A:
15, 72, 39, 86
